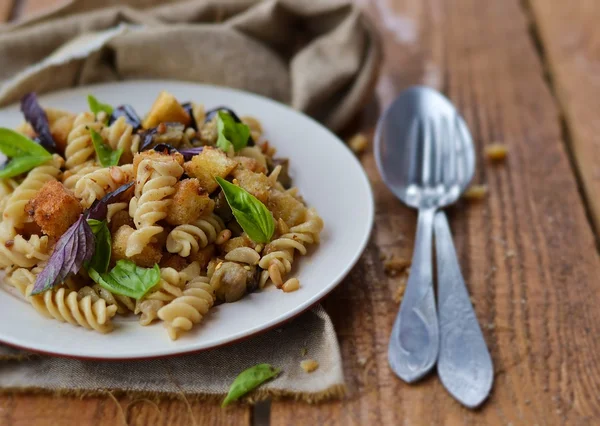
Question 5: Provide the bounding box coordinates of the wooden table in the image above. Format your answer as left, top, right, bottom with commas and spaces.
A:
3, 0, 600, 424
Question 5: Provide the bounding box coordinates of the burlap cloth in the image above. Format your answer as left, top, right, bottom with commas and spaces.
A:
0, 0, 380, 403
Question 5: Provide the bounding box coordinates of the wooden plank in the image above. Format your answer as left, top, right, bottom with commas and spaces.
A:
271, 0, 600, 424
0, 0, 14, 22
527, 0, 600, 234
0, 394, 251, 426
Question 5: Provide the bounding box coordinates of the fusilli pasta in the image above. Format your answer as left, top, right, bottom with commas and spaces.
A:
27, 284, 118, 333
165, 214, 224, 257
157, 275, 215, 340
65, 112, 103, 170
74, 164, 134, 208
102, 116, 139, 164
127, 156, 183, 257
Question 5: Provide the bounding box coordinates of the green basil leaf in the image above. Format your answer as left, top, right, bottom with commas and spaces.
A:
0, 155, 51, 179
222, 364, 280, 407
89, 260, 160, 300
90, 128, 122, 167
86, 219, 111, 274
87, 94, 114, 118
215, 177, 275, 243
216, 111, 250, 152
0, 128, 52, 158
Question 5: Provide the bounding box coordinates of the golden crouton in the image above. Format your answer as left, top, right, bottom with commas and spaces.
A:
132, 150, 184, 176
166, 178, 214, 225
142, 91, 190, 129
109, 210, 134, 234
112, 225, 162, 268
218, 235, 255, 254
234, 156, 267, 174
232, 167, 271, 203
184, 147, 237, 193
266, 189, 306, 227
160, 253, 189, 271
25, 181, 83, 238
191, 244, 216, 270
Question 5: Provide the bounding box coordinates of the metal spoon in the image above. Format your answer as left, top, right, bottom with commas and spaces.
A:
375, 86, 493, 406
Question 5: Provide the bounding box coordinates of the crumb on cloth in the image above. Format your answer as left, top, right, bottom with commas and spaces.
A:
301, 359, 319, 373
384, 257, 411, 276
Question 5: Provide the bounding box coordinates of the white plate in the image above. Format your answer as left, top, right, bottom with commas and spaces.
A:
0, 81, 374, 359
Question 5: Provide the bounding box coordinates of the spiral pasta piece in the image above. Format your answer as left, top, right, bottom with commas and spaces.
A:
102, 116, 139, 164
77, 284, 135, 314
135, 266, 188, 325
25, 284, 117, 333
157, 275, 215, 340
166, 214, 224, 257
0, 178, 20, 217
74, 164, 134, 208
1, 156, 62, 230
5, 267, 35, 296
127, 157, 183, 257
65, 112, 103, 171
62, 162, 100, 190
258, 208, 324, 287
107, 202, 128, 223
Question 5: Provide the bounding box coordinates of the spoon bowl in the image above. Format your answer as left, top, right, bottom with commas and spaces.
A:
375, 86, 475, 209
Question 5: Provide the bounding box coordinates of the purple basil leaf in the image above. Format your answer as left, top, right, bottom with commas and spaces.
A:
205, 106, 243, 123
152, 143, 178, 154
205, 106, 254, 146
138, 128, 158, 152
20, 93, 56, 152
178, 146, 204, 160
109, 105, 141, 130
181, 102, 197, 130
151, 143, 203, 161
31, 215, 94, 294
87, 181, 134, 221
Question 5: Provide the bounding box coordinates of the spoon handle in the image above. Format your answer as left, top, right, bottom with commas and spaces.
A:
388, 207, 438, 383
434, 211, 493, 408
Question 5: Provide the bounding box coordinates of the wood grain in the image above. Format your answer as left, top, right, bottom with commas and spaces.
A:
269, 0, 600, 424
526, 0, 600, 235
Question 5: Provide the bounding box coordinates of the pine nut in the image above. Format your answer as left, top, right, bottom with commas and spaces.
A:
268, 262, 283, 288
282, 278, 300, 293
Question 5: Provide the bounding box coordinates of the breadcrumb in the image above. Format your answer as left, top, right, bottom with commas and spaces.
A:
300, 359, 319, 373
384, 257, 411, 276
463, 185, 488, 201
485, 143, 508, 161
393, 284, 406, 304
348, 133, 368, 154
25, 181, 82, 238
300, 348, 308, 357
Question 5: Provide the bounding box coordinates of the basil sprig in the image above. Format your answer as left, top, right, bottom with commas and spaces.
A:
215, 177, 275, 243
87, 94, 113, 120
31, 215, 95, 295
222, 364, 280, 407
216, 111, 250, 152
89, 260, 161, 300
86, 219, 111, 274
0, 128, 52, 178
90, 128, 122, 167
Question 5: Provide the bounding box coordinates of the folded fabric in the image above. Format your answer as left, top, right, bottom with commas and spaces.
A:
0, 0, 381, 132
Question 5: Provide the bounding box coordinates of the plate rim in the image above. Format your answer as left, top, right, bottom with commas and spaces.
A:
0, 79, 375, 360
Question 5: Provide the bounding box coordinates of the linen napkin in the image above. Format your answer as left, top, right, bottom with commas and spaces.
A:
0, 0, 381, 402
